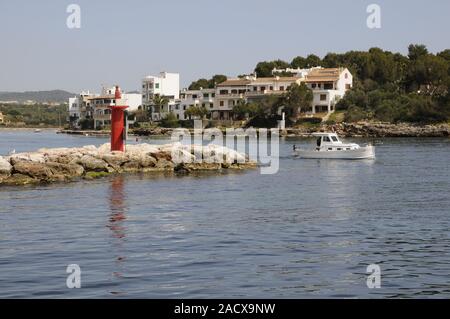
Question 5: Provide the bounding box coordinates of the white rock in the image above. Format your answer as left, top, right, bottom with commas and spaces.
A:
9, 152, 46, 164
0, 156, 12, 175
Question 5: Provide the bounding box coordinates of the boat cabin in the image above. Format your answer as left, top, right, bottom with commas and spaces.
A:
311, 133, 357, 151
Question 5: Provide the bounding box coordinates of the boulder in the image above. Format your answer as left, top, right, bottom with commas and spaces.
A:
76, 155, 109, 172
46, 162, 84, 178
0, 156, 12, 177
150, 151, 172, 162
101, 152, 128, 169
3, 173, 36, 186
13, 161, 54, 180
9, 152, 46, 165
121, 161, 141, 172
155, 158, 175, 170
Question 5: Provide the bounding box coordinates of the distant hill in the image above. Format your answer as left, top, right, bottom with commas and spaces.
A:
0, 90, 75, 104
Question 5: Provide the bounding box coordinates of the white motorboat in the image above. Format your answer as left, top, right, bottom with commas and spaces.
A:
293, 132, 375, 160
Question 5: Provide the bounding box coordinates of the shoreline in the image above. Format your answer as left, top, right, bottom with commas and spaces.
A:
55, 122, 450, 138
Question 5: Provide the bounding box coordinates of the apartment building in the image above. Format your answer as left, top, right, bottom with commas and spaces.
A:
142, 72, 180, 120
174, 88, 215, 120
212, 79, 250, 120
90, 87, 142, 129
69, 87, 141, 129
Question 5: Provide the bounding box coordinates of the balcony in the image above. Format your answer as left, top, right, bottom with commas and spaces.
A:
245, 90, 284, 97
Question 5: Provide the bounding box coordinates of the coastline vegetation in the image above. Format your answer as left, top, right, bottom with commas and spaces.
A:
0, 103, 68, 127
252, 44, 450, 124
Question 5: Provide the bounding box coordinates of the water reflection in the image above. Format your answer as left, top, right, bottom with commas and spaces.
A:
108, 175, 127, 239
107, 175, 127, 294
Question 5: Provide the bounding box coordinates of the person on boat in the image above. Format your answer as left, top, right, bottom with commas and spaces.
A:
316, 137, 321, 151
293, 144, 297, 151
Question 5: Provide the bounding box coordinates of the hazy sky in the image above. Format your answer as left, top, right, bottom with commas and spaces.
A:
0, 0, 449, 93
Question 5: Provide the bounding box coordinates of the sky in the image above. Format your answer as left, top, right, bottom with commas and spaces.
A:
0, 0, 449, 93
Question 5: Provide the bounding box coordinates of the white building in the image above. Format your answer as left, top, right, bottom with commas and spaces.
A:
90, 87, 142, 129
142, 72, 180, 120
211, 75, 303, 120
173, 88, 215, 120
68, 87, 142, 129
212, 78, 250, 120
68, 90, 96, 128
304, 67, 352, 113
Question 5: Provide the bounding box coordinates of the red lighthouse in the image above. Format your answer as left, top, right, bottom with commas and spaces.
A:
110, 86, 128, 152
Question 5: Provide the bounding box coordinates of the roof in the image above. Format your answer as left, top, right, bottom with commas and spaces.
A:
250, 77, 300, 84
217, 79, 251, 87
305, 68, 343, 83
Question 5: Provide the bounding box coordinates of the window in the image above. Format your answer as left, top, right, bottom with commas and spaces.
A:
220, 101, 224, 106
193, 94, 198, 98
323, 136, 331, 142
312, 83, 316, 88
345, 73, 348, 79
324, 83, 333, 90
253, 86, 257, 91
231, 89, 238, 94
260, 86, 266, 91
202, 103, 205, 107
204, 93, 209, 98
220, 90, 228, 95
212, 93, 215, 97
155, 83, 160, 89
320, 94, 327, 101
269, 86, 273, 91
280, 86, 284, 91
331, 136, 338, 142
183, 105, 186, 110
209, 103, 213, 108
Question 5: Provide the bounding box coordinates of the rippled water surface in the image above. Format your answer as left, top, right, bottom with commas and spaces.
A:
0, 129, 449, 298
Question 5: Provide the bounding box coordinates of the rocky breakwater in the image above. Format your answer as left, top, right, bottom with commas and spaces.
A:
284, 122, 450, 137
332, 122, 450, 137
0, 143, 256, 186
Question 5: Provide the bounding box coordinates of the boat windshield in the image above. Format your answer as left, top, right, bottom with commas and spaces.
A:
331, 136, 339, 142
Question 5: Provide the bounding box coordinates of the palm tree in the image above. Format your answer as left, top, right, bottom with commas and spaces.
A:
150, 94, 169, 118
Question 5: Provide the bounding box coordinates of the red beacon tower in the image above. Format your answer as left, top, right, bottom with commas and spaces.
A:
110, 85, 128, 152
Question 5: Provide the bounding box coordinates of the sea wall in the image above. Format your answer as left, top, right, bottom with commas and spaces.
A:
0, 143, 256, 186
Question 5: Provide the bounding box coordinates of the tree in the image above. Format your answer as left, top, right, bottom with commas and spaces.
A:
291, 56, 307, 68
304, 54, 322, 67
406, 54, 449, 93
209, 74, 227, 87
254, 60, 290, 77
408, 44, 429, 61
160, 112, 179, 128
184, 105, 208, 119
232, 100, 258, 120
188, 78, 210, 90
282, 83, 313, 117
322, 53, 342, 68
151, 94, 169, 117
188, 74, 227, 90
